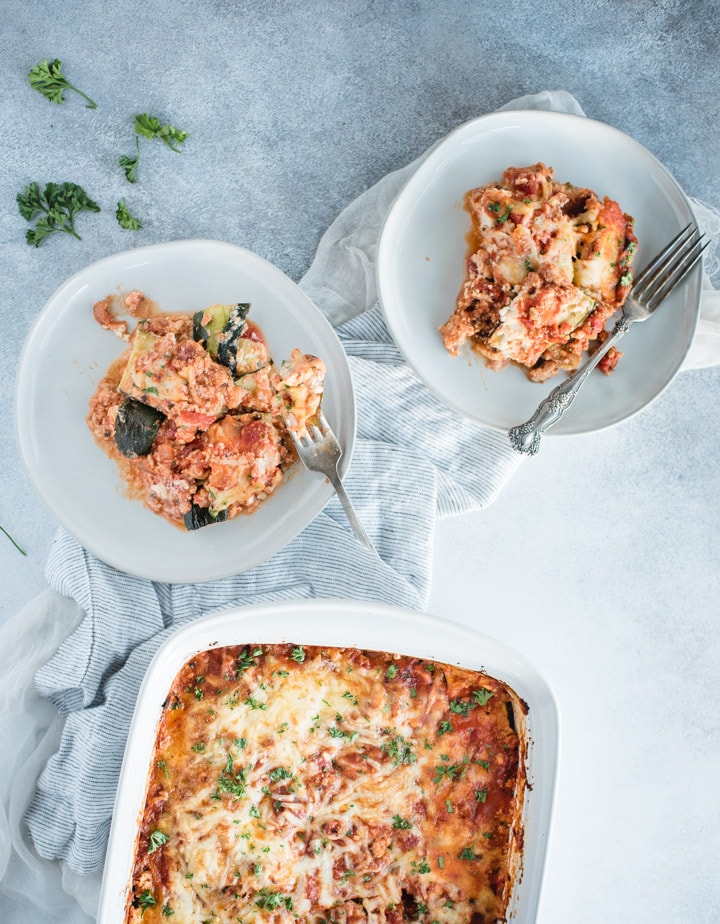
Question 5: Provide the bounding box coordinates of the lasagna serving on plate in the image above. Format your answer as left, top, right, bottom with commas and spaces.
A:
125, 644, 527, 923
440, 162, 637, 382
87, 292, 325, 530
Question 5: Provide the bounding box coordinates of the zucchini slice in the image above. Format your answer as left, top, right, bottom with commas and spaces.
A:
192, 303, 251, 374
114, 396, 166, 458
183, 504, 229, 531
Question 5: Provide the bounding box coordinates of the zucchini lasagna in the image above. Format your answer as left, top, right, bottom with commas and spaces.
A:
87, 292, 325, 530
440, 162, 637, 382
126, 644, 527, 923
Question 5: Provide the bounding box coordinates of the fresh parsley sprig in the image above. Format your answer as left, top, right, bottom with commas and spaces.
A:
116, 198, 142, 230
134, 113, 189, 151
119, 114, 189, 182
17, 181, 100, 247
28, 59, 97, 109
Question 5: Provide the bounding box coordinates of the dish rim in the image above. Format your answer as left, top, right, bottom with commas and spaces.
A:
376, 109, 703, 435
14, 238, 356, 583
97, 598, 559, 924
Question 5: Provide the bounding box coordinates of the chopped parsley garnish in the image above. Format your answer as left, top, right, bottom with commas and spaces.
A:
268, 766, 293, 783
162, 906, 175, 917
474, 788, 488, 803
459, 845, 479, 860
433, 763, 466, 784
235, 647, 263, 675
473, 687, 494, 707
411, 858, 431, 875
385, 664, 398, 680
136, 889, 156, 911
381, 733, 416, 767
448, 687, 494, 716
147, 830, 169, 854
290, 646, 306, 663
216, 758, 248, 799
449, 698, 472, 715
329, 726, 359, 742
620, 271, 633, 286
437, 720, 453, 736
255, 888, 293, 911
191, 742, 206, 752
392, 814, 412, 829
244, 696, 267, 711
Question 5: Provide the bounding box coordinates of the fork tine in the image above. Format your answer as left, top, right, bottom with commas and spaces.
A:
632, 223, 697, 295
645, 237, 708, 310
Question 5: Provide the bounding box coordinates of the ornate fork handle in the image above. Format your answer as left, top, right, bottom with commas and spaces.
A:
509, 315, 632, 455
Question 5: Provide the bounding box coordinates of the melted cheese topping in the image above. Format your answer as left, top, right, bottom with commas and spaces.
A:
126, 645, 527, 924
440, 162, 637, 382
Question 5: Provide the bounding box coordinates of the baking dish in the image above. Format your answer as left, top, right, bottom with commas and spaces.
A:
97, 599, 558, 923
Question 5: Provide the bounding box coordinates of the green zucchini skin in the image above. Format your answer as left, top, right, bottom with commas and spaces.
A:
114, 397, 166, 458
192, 302, 251, 374
183, 504, 229, 531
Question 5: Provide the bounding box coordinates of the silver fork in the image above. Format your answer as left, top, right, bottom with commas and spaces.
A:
289, 411, 379, 555
509, 223, 708, 455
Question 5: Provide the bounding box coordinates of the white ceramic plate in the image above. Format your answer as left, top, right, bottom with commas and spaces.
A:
97, 599, 558, 924
15, 240, 355, 582
377, 110, 702, 434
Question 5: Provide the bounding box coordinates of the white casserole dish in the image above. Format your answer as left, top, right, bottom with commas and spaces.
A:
98, 599, 559, 923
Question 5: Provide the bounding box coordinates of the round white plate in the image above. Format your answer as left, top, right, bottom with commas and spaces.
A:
376, 110, 702, 434
15, 240, 355, 583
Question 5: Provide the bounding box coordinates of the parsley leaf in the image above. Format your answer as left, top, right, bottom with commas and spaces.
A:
17, 181, 100, 246
147, 829, 169, 854
290, 646, 306, 663
28, 59, 97, 109
392, 814, 412, 829
116, 198, 142, 231
136, 889, 156, 910
120, 138, 140, 183
134, 113, 188, 152
472, 687, 494, 707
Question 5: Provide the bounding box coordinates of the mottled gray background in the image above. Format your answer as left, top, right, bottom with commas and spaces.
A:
2, 1, 720, 922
